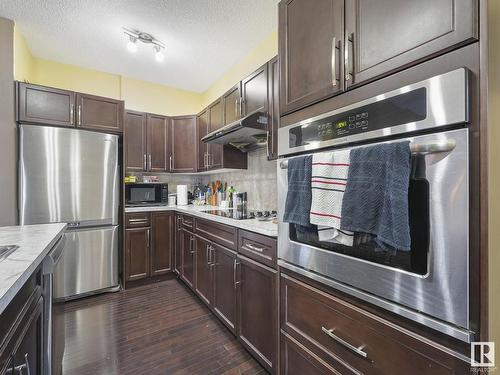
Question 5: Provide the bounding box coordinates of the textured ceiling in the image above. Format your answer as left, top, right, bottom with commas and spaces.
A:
0, 0, 279, 92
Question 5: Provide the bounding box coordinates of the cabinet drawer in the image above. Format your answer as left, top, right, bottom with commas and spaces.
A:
238, 229, 277, 268
195, 218, 237, 250
125, 212, 151, 228
180, 215, 194, 231
281, 274, 470, 374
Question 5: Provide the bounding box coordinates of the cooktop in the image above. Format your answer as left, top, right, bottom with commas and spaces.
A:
203, 210, 277, 221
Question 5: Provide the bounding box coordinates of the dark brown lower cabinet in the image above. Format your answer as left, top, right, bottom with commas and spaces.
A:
174, 215, 183, 275
195, 235, 213, 306
212, 243, 237, 334
237, 254, 278, 374
151, 212, 174, 276
181, 229, 195, 289
125, 227, 150, 282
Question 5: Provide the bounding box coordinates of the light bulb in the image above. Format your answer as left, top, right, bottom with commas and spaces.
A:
154, 45, 164, 62
127, 36, 137, 53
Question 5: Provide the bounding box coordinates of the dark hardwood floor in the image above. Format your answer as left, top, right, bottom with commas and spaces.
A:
62, 278, 266, 375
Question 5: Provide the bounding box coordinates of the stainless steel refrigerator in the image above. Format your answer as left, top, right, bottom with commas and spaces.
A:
19, 124, 120, 300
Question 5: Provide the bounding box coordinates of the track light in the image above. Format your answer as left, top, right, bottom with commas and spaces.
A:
123, 27, 165, 62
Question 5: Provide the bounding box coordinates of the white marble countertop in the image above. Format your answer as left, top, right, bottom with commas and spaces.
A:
0, 223, 67, 314
125, 205, 278, 237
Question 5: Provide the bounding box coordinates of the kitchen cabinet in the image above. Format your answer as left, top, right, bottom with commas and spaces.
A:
147, 114, 170, 172
267, 56, 279, 160
124, 212, 174, 285
171, 115, 197, 172
125, 227, 150, 282
280, 273, 470, 374
344, 0, 478, 88
17, 82, 76, 127
124, 110, 147, 171
237, 254, 278, 374
125, 111, 170, 172
151, 212, 174, 276
76, 93, 124, 133
197, 109, 209, 171
212, 243, 237, 334
279, 0, 344, 115
195, 235, 213, 306
278, 0, 477, 114
174, 214, 183, 275
222, 83, 242, 126
181, 229, 196, 289
208, 99, 223, 169
241, 63, 268, 117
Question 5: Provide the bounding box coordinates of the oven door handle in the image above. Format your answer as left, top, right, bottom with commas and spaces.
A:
410, 139, 456, 155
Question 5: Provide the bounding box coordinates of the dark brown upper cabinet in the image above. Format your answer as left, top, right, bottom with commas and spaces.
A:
146, 114, 169, 172
150, 212, 174, 276
267, 56, 279, 160
124, 110, 147, 171
207, 99, 223, 169
197, 109, 209, 171
241, 63, 268, 117
278, 0, 478, 115
17, 82, 76, 127
222, 83, 242, 126
76, 93, 124, 133
171, 115, 197, 172
344, 0, 478, 88
279, 0, 344, 115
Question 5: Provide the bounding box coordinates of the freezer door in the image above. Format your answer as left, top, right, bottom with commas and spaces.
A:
19, 125, 119, 226
54, 226, 119, 299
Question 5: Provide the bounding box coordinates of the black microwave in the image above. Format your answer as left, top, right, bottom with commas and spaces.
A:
125, 183, 168, 206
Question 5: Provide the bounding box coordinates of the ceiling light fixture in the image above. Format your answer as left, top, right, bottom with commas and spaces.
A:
123, 27, 165, 62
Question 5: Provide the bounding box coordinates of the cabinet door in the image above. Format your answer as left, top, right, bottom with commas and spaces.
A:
17, 82, 75, 127
151, 212, 173, 276
241, 63, 268, 117
267, 56, 279, 160
125, 227, 150, 282
147, 114, 169, 172
195, 236, 213, 306
76, 93, 124, 133
222, 83, 242, 126
174, 215, 183, 275
171, 116, 197, 172
237, 255, 278, 374
11, 297, 44, 375
212, 243, 237, 334
344, 0, 478, 87
124, 110, 147, 171
279, 0, 344, 115
197, 110, 209, 171
208, 100, 223, 169
181, 230, 195, 289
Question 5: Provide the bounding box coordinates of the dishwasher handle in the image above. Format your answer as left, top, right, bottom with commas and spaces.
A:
42, 235, 66, 275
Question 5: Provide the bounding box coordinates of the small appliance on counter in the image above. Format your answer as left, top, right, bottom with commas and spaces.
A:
177, 185, 188, 206
125, 182, 168, 206
168, 193, 177, 206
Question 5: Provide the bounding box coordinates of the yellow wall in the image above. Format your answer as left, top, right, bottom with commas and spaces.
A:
200, 30, 278, 108
13, 26, 277, 116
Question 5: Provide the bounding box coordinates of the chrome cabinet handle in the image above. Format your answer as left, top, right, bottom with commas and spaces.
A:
239, 97, 244, 117
207, 153, 211, 167
13, 353, 31, 375
345, 32, 354, 82
148, 154, 152, 170
143, 154, 147, 170
210, 246, 215, 267
128, 218, 149, 223
245, 243, 265, 253
70, 104, 74, 125
321, 327, 367, 359
234, 98, 238, 118
331, 36, 338, 86
206, 244, 210, 266
77, 104, 82, 125
146, 229, 150, 249
169, 155, 173, 171
189, 236, 195, 254
234, 260, 241, 289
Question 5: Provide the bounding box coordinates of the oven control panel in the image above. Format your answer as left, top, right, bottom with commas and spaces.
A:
289, 87, 427, 148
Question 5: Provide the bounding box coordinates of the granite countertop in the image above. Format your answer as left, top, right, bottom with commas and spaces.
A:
0, 223, 67, 314
125, 205, 278, 237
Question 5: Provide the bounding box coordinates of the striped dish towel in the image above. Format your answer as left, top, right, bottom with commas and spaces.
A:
310, 150, 354, 246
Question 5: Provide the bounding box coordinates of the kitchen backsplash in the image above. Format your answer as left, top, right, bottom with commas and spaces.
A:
135, 149, 277, 211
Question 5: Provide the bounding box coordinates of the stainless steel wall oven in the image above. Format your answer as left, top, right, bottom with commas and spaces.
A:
277, 68, 472, 343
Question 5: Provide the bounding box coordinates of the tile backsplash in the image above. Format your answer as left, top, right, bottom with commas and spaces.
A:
133, 148, 277, 211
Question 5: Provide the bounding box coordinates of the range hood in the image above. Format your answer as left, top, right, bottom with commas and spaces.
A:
201, 111, 268, 152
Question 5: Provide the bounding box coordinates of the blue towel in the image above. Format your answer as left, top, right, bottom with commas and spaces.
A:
341, 142, 412, 251
283, 156, 313, 227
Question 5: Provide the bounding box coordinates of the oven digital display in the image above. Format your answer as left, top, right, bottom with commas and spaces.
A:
290, 87, 427, 148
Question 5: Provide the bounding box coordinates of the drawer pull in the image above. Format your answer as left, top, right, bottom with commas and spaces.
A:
245, 243, 265, 253
321, 326, 368, 359
128, 218, 148, 223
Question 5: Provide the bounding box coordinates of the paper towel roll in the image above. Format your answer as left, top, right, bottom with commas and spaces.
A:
177, 185, 188, 206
